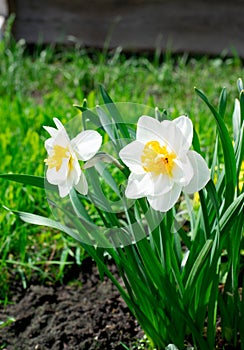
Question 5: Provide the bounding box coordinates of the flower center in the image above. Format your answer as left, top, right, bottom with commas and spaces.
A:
45, 145, 73, 172
141, 140, 176, 176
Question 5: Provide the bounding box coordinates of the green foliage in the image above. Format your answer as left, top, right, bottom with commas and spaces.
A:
3, 81, 243, 349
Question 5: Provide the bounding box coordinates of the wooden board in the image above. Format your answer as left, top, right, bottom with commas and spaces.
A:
8, 0, 244, 57
0, 0, 8, 16
0, 0, 8, 39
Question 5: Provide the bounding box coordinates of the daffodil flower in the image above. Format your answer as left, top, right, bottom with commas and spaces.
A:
44, 118, 102, 197
119, 115, 210, 212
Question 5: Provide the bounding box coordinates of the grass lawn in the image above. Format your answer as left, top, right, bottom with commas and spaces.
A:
0, 24, 243, 303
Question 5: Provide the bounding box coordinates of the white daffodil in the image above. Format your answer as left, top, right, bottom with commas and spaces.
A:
44, 118, 102, 198
119, 115, 210, 212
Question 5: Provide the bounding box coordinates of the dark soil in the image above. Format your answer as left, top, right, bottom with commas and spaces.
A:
0, 259, 143, 350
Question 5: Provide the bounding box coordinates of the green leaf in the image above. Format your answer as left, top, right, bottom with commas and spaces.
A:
99, 85, 123, 123
199, 189, 210, 239
240, 281, 244, 346
239, 90, 244, 125
195, 88, 236, 209
84, 152, 124, 171
73, 104, 101, 127
86, 167, 121, 228
8, 208, 84, 243
206, 180, 220, 228
87, 167, 113, 212
206, 271, 219, 348
69, 188, 92, 222
95, 162, 121, 196
185, 239, 213, 290
68, 188, 115, 248
177, 227, 192, 250
192, 127, 201, 154
96, 105, 117, 144
99, 85, 130, 139
210, 135, 219, 180
0, 173, 57, 191
218, 87, 227, 118
219, 192, 244, 236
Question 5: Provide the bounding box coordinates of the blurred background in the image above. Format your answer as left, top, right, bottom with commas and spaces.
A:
2, 0, 244, 57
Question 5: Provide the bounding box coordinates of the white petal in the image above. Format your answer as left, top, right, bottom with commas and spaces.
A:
54, 159, 82, 198
46, 158, 69, 185
45, 132, 70, 160
171, 160, 185, 184
147, 183, 182, 212
68, 157, 81, 186
183, 150, 210, 193
150, 173, 173, 196
54, 130, 70, 148
173, 116, 193, 151
45, 130, 70, 152
125, 173, 154, 198
137, 116, 165, 144
160, 120, 186, 154
58, 182, 72, 198
119, 141, 145, 174
173, 155, 193, 186
74, 171, 88, 195
53, 117, 65, 131
71, 130, 102, 161
43, 126, 59, 138
53, 118, 71, 142
136, 116, 188, 156
44, 138, 55, 154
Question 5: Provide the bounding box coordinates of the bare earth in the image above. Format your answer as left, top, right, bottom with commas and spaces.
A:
0, 260, 143, 350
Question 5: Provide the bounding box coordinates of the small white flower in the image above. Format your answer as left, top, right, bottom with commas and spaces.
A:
44, 118, 102, 197
119, 115, 210, 212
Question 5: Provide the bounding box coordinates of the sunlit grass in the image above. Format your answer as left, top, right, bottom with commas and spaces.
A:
0, 23, 243, 302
